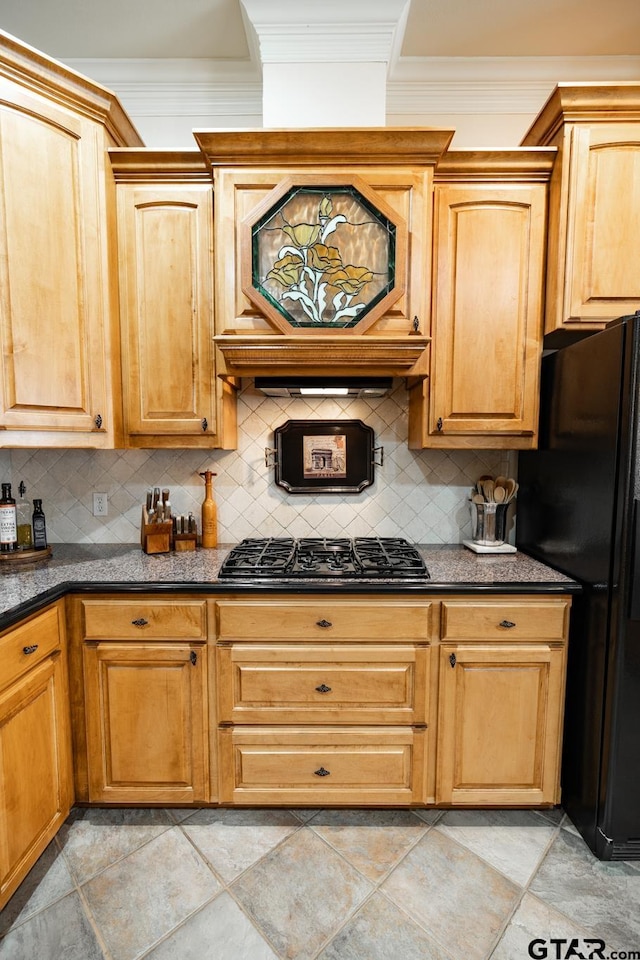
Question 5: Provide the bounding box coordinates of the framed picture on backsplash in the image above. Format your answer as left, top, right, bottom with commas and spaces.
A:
267, 420, 382, 494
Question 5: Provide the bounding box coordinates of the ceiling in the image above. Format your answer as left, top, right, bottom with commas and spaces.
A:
2, 0, 640, 62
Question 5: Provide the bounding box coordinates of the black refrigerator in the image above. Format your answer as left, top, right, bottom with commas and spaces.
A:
517, 311, 640, 860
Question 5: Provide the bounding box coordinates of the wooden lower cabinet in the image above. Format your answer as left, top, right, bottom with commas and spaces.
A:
63, 591, 570, 815
436, 598, 569, 805
83, 641, 208, 804
0, 605, 72, 910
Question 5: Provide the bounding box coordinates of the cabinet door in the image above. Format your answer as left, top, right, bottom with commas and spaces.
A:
0, 653, 72, 907
116, 182, 231, 446
560, 123, 640, 327
421, 184, 546, 448
83, 642, 208, 803
0, 82, 118, 445
436, 643, 565, 805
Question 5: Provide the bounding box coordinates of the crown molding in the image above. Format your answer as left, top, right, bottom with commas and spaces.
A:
62, 53, 640, 123
387, 80, 557, 115
391, 54, 640, 83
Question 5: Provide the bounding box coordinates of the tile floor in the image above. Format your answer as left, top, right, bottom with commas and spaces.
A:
1, 806, 639, 960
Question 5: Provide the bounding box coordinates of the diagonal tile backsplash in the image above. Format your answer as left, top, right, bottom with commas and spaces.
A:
5, 381, 512, 544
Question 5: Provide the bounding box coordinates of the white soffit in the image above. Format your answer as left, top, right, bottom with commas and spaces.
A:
239, 0, 410, 64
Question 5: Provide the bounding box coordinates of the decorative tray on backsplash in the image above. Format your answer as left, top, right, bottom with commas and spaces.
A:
0, 546, 52, 565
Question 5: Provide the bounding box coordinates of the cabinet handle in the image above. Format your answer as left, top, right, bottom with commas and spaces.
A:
316, 619, 332, 629
314, 767, 331, 777
449, 652, 456, 668
190, 651, 197, 666
23, 644, 39, 655
499, 620, 516, 629
94, 413, 103, 429
131, 618, 149, 627
437, 418, 443, 432
201, 418, 208, 432
315, 684, 332, 694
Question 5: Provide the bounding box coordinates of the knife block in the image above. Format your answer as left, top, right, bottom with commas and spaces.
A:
173, 532, 197, 552
140, 507, 172, 554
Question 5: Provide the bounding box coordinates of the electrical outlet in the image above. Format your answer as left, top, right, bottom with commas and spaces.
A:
92, 492, 108, 517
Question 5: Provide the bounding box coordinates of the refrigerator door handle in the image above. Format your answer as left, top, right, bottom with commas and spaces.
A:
630, 499, 640, 620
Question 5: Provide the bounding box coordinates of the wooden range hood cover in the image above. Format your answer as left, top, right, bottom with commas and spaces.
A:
194, 128, 451, 379
213, 333, 430, 379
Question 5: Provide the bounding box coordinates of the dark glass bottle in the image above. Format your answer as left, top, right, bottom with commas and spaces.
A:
0, 483, 17, 552
32, 498, 48, 550
16, 481, 32, 549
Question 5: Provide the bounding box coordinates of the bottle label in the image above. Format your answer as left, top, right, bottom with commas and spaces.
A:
32, 515, 47, 548
0, 505, 17, 543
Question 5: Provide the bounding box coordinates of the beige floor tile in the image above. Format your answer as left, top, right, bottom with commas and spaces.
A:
0, 840, 74, 937
317, 891, 454, 960
181, 807, 301, 882
82, 827, 220, 960
0, 892, 104, 960
308, 809, 428, 880
231, 827, 372, 960
529, 828, 640, 954
143, 892, 279, 960
56, 807, 174, 884
490, 892, 595, 960
381, 828, 521, 960
435, 809, 556, 886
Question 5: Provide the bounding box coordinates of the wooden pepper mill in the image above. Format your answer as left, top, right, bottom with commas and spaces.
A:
198, 470, 218, 548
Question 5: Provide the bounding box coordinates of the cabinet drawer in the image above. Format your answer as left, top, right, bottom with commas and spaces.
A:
0, 606, 61, 691
216, 600, 432, 641
82, 599, 207, 639
217, 644, 428, 724
441, 600, 569, 641
219, 726, 425, 805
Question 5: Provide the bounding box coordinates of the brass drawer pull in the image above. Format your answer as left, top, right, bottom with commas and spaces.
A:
316, 619, 332, 629
131, 618, 149, 627
499, 619, 516, 629
314, 767, 331, 777
23, 644, 39, 655
315, 684, 332, 694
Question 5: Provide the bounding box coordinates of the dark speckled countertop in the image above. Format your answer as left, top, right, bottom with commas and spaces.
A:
0, 543, 579, 630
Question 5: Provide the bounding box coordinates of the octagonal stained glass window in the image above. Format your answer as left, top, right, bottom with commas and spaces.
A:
250, 184, 398, 330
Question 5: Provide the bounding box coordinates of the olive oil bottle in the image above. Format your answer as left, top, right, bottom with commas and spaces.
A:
0, 483, 17, 552
16, 481, 32, 549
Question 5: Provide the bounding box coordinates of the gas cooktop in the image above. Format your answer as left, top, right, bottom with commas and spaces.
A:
218, 537, 429, 582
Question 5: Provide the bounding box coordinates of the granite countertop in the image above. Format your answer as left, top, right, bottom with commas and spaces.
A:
0, 543, 579, 630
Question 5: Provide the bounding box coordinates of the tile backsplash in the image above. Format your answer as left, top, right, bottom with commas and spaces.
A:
4, 381, 512, 544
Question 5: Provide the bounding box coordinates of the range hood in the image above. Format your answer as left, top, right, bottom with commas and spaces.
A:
255, 377, 393, 398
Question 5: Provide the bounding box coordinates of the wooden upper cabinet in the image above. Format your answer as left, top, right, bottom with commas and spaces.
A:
0, 31, 142, 447
522, 83, 640, 334
409, 150, 555, 449
110, 151, 236, 448
193, 129, 453, 378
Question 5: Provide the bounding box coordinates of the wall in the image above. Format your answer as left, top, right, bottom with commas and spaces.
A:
4, 381, 511, 545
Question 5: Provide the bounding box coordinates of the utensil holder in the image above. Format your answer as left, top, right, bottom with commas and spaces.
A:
471, 501, 509, 546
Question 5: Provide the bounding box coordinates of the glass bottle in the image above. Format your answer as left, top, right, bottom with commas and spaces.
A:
32, 499, 48, 550
16, 481, 33, 550
0, 483, 17, 552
